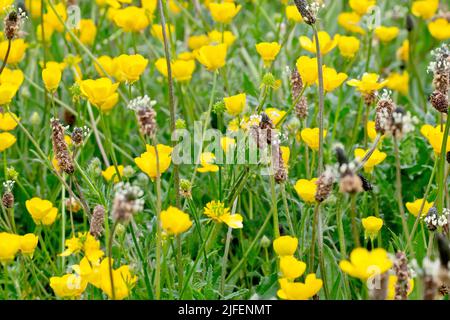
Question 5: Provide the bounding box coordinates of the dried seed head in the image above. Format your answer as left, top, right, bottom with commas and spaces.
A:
250, 113, 275, 149
315, 168, 334, 202
334, 143, 348, 166
112, 182, 145, 224
425, 207, 438, 231
429, 91, 449, 113
2, 191, 14, 209
358, 173, 373, 192
71, 127, 84, 146
291, 67, 304, 98
293, 0, 317, 25
437, 233, 450, 268
128, 96, 157, 138
433, 70, 449, 94
423, 274, 438, 300
51, 118, 75, 174
90, 205, 105, 239
369, 272, 389, 300
406, 14, 414, 32
273, 146, 287, 184
339, 172, 363, 194
3, 9, 25, 40
394, 251, 411, 300
364, 92, 376, 106
375, 94, 395, 134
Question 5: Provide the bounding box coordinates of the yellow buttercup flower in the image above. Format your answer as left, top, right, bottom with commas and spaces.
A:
50, 274, 88, 298
321, 66, 348, 92
60, 232, 104, 262
255, 42, 281, 67
347, 73, 388, 94
177, 51, 195, 61
362, 216, 383, 240
197, 152, 219, 173
428, 18, 450, 41
0, 68, 24, 88
114, 54, 148, 83
19, 234, 39, 257
294, 178, 318, 203
349, 0, 376, 15
79, 78, 120, 112
386, 275, 414, 300
277, 274, 323, 300
301, 127, 326, 151
367, 121, 384, 141
295, 56, 318, 86
155, 58, 196, 82
354, 148, 387, 173
0, 132, 16, 152
0, 232, 20, 263
25, 197, 58, 226
280, 146, 290, 169
397, 40, 409, 62
36, 21, 54, 43
151, 24, 175, 42
286, 5, 303, 23
102, 165, 124, 183
338, 12, 365, 35
161, 206, 193, 235
195, 44, 227, 71
209, 2, 241, 24
68, 19, 97, 46
375, 26, 400, 43
273, 235, 298, 256
113, 6, 150, 32
141, 0, 157, 15
188, 34, 210, 50
0, 39, 28, 64
224, 93, 246, 116
95, 55, 116, 77
0, 83, 19, 105
412, 0, 439, 20
421, 124, 450, 155
208, 30, 236, 46
299, 31, 337, 55
339, 247, 393, 280
279, 256, 306, 279
386, 71, 409, 95
220, 136, 236, 153
43, 2, 67, 32
135, 144, 173, 179
203, 200, 243, 229
405, 198, 434, 217
265, 108, 286, 126
336, 35, 360, 58
98, 259, 137, 300
42, 65, 62, 93
24, 0, 42, 19
0, 112, 19, 131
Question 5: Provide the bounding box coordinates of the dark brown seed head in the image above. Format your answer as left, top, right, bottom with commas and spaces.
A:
393, 251, 410, 300
137, 107, 157, 138
4, 11, 19, 40
363, 92, 376, 106
291, 67, 304, 98
315, 169, 334, 202
274, 146, 287, 184
2, 191, 14, 209
90, 205, 105, 239
358, 173, 373, 192
375, 97, 395, 134
433, 70, 449, 94
51, 118, 75, 174
339, 172, 363, 194
71, 127, 84, 146
293, 0, 317, 25
430, 91, 449, 113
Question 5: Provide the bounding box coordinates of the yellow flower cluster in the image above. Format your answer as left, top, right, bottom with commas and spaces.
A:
0, 232, 38, 263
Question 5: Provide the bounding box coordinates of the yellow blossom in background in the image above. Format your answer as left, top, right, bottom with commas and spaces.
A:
0, 68, 24, 88
24, 0, 42, 19
428, 18, 450, 40
167, 0, 187, 14
347, 73, 387, 94
295, 56, 318, 86
208, 30, 236, 46
64, 55, 83, 80
279, 256, 306, 279
397, 40, 409, 61
286, 5, 303, 23
50, 274, 88, 298
280, 146, 290, 169
114, 54, 149, 83
362, 216, 383, 240
79, 78, 119, 112
141, 0, 157, 15
102, 165, 124, 183
98, 259, 137, 300
25, 197, 58, 226
0, 39, 28, 64
256, 42, 281, 67
42, 66, 62, 93
195, 43, 227, 71
155, 58, 196, 82
95, 55, 116, 77
224, 93, 246, 116
151, 24, 175, 42
209, 2, 241, 24
113, 6, 150, 32
338, 12, 365, 34
349, 0, 376, 15
336, 35, 360, 58
294, 178, 318, 203
367, 121, 383, 141
321, 66, 348, 92
386, 71, 409, 95
188, 34, 210, 50
277, 274, 323, 300
204, 200, 243, 229
265, 108, 286, 126
220, 136, 236, 153
412, 0, 439, 20
0, 232, 20, 263
300, 31, 337, 55
197, 152, 219, 173
340, 248, 393, 280
0, 83, 18, 105
161, 206, 193, 235
36, 21, 55, 42
375, 26, 400, 43
0, 132, 16, 152
387, 275, 414, 300
301, 128, 326, 151
43, 2, 67, 32
60, 232, 104, 262
19, 234, 39, 257
421, 124, 450, 155
0, 112, 19, 131
406, 198, 434, 217
67, 19, 97, 46
135, 144, 173, 179
177, 51, 195, 61
354, 148, 387, 173
273, 235, 298, 256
